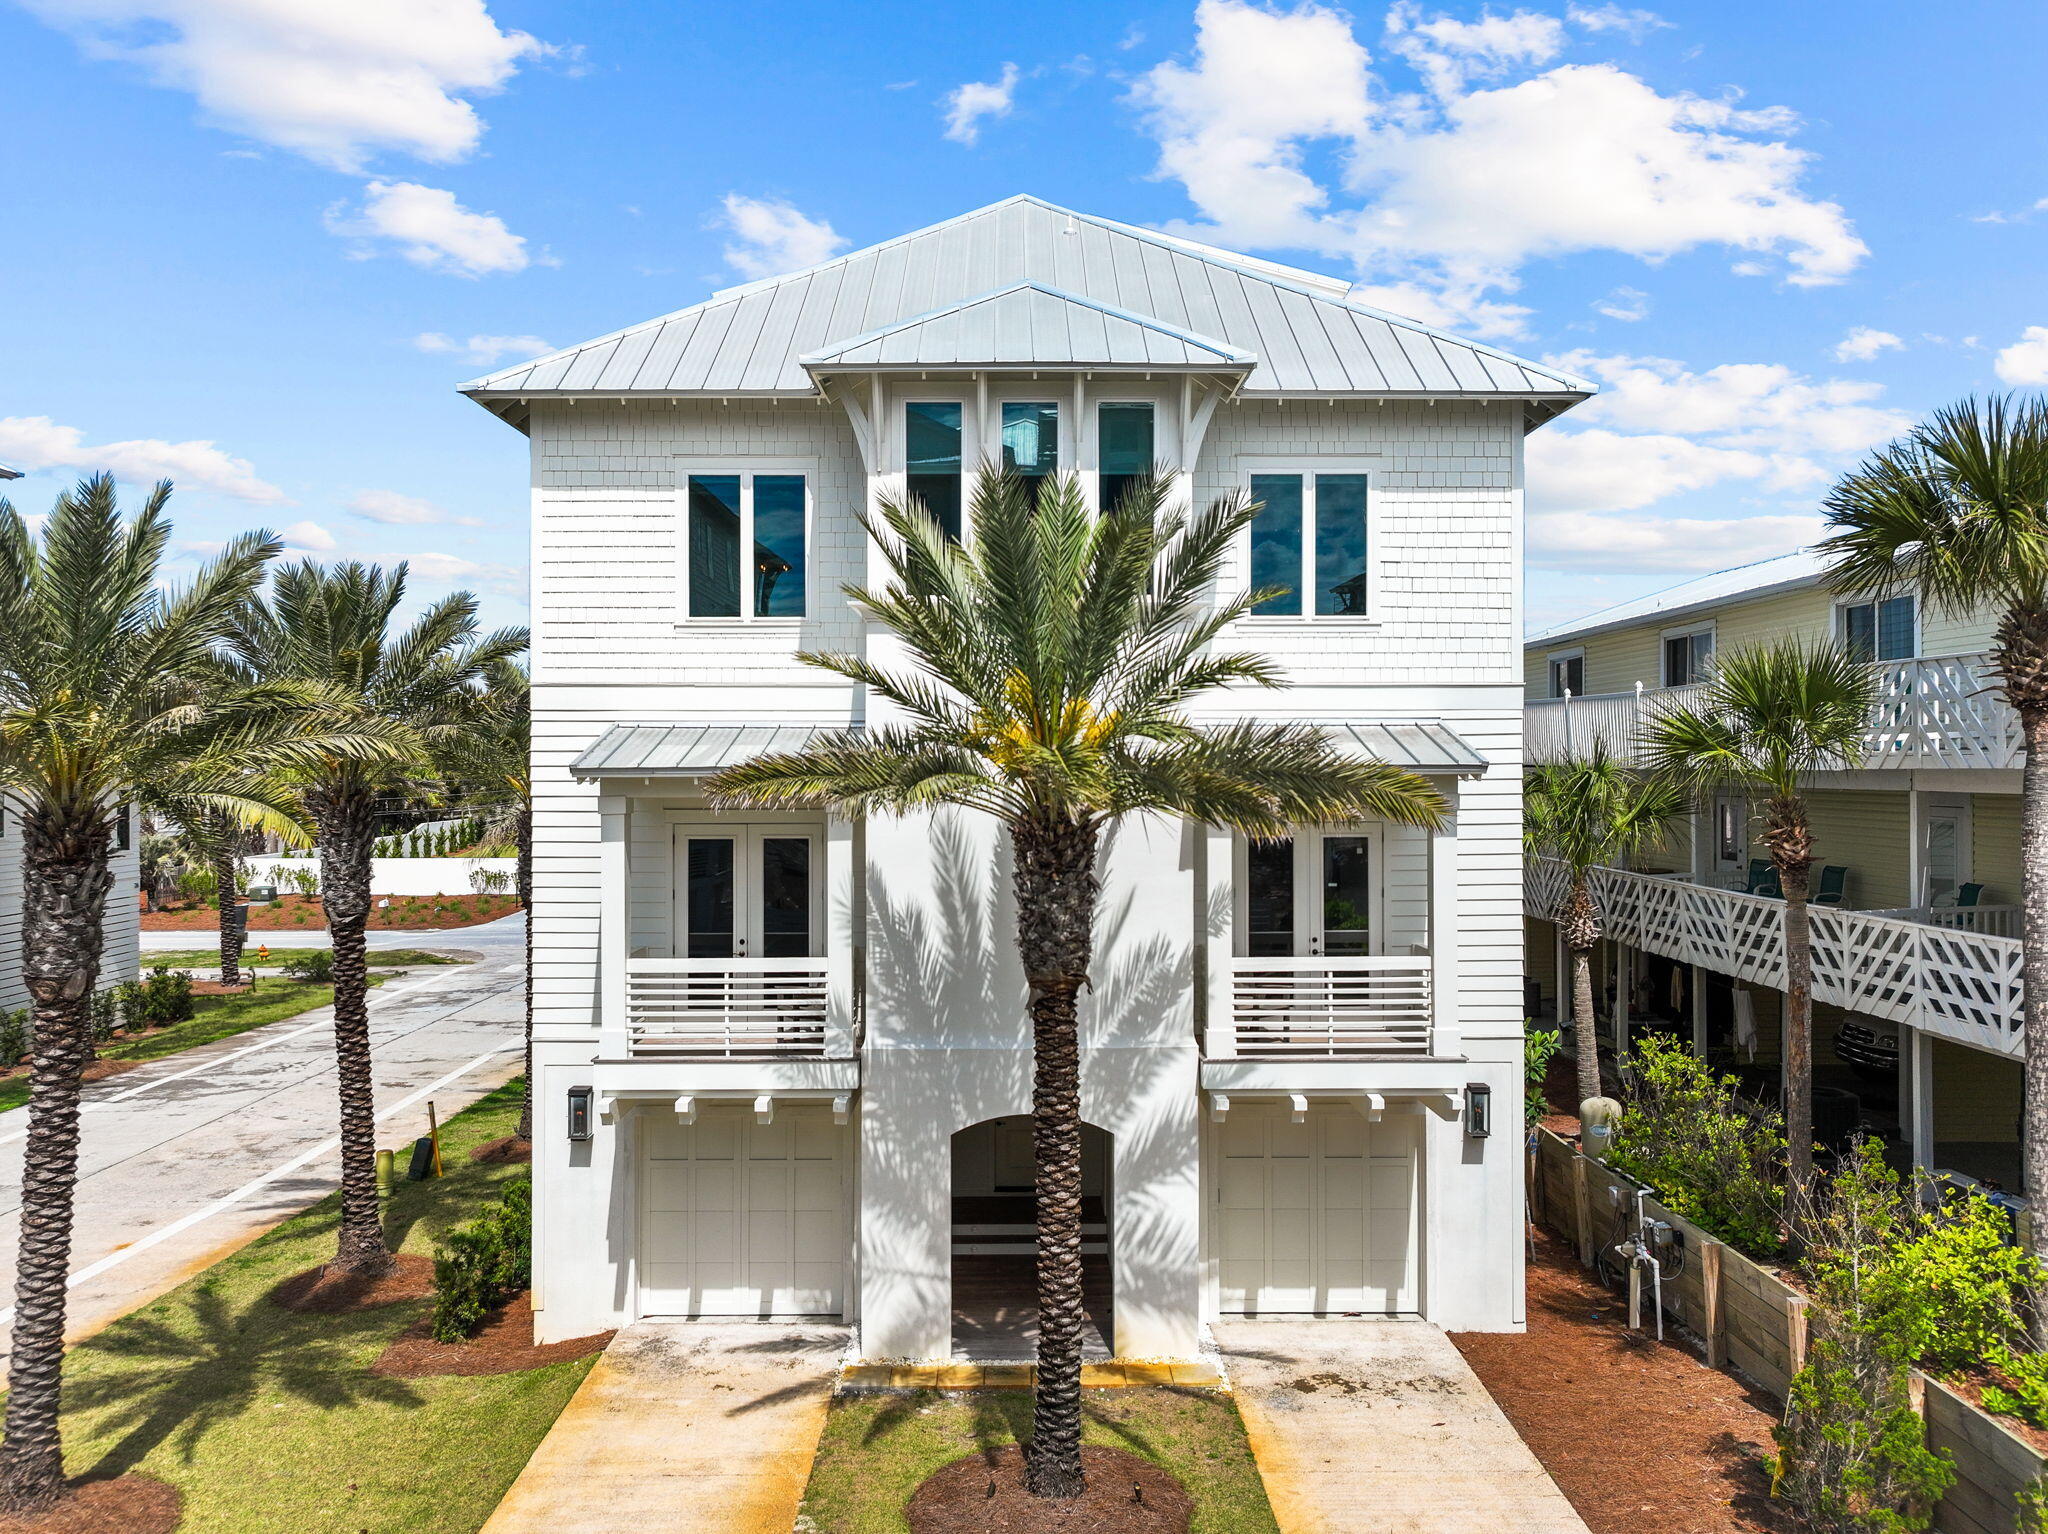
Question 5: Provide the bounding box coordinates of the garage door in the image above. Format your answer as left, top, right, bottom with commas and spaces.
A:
1215, 1103, 1418, 1314
638, 1103, 845, 1317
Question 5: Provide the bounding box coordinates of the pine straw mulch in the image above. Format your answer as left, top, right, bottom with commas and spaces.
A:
906, 1446, 1192, 1534
372, 1293, 612, 1379
267, 1253, 436, 1315
0, 1475, 181, 1533
1451, 1228, 1797, 1534
468, 1135, 531, 1166
140, 893, 521, 932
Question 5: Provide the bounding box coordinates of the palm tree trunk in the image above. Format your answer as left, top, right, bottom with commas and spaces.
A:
212, 831, 244, 989
0, 820, 112, 1513
1559, 878, 1603, 1107
1011, 812, 1099, 1501
514, 805, 533, 1143
1766, 798, 1816, 1230
313, 796, 391, 1276
2020, 704, 2048, 1342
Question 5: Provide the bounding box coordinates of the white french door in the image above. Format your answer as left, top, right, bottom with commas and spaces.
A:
673, 825, 822, 959
1238, 830, 1374, 958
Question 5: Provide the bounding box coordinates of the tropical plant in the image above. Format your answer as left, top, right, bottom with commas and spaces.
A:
1523, 1026, 1561, 1129
0, 474, 366, 1514
1817, 395, 2048, 1303
1640, 640, 1878, 1220
226, 562, 526, 1277
1522, 748, 1688, 1107
708, 468, 1446, 1498
430, 1174, 532, 1342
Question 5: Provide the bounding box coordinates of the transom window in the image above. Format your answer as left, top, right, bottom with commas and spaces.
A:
906, 402, 964, 540
1840, 594, 1915, 662
685, 471, 808, 619
1248, 471, 1370, 618
1662, 626, 1714, 686
1097, 402, 1154, 514
1547, 652, 1585, 699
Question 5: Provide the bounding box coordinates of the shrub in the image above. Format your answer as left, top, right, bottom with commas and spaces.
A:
88, 989, 119, 1043
1524, 1027, 1561, 1129
130, 967, 195, 1027
281, 949, 335, 984
1983, 1350, 2048, 1428
430, 1174, 532, 1342
470, 867, 512, 896
1607, 1035, 1784, 1256
1870, 1190, 2033, 1375
277, 865, 320, 897
0, 1008, 29, 1064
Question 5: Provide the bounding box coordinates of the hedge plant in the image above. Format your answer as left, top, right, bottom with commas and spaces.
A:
430, 1174, 531, 1342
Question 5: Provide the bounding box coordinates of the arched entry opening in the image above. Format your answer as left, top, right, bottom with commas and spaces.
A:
949, 1117, 1112, 1361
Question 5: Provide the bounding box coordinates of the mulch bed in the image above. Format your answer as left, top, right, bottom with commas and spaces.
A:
907, 1446, 1192, 1533
1452, 1228, 1795, 1534
469, 1134, 532, 1166
372, 1293, 611, 1378
1945, 1368, 2048, 1455
140, 893, 521, 932
268, 1252, 436, 1315
0, 1475, 181, 1533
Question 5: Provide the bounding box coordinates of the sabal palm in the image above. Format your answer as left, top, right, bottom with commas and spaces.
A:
1816, 394, 2048, 1295
0, 476, 365, 1513
435, 659, 532, 1135
1639, 640, 1877, 1216
227, 563, 527, 1274
710, 469, 1446, 1498
1524, 749, 1687, 1107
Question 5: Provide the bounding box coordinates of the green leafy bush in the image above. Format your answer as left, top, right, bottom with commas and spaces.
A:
1983, 1350, 2048, 1428
88, 989, 119, 1043
1870, 1194, 2033, 1375
281, 950, 335, 984
1524, 1027, 1561, 1129
430, 1174, 531, 1343
0, 1008, 28, 1064
1606, 1035, 1784, 1256
128, 967, 195, 1027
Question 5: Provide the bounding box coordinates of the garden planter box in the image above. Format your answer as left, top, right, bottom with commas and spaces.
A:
1528, 1127, 2044, 1532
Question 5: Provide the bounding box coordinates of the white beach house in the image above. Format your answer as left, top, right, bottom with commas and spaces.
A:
464, 196, 1591, 1358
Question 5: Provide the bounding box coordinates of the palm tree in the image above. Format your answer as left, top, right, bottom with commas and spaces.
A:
1639, 640, 1877, 1217
0, 475, 362, 1514
435, 658, 531, 1136
227, 563, 526, 1275
709, 470, 1446, 1498
1523, 748, 1688, 1108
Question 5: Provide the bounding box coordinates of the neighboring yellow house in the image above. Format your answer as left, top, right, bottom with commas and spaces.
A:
1523, 549, 2024, 1199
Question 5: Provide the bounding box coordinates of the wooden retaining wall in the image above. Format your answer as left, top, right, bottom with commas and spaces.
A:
1529, 1129, 2046, 1532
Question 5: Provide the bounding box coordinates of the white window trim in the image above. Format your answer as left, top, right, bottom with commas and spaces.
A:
1545, 647, 1586, 699
673, 457, 817, 625
1236, 456, 1382, 624
1833, 593, 1919, 662
1659, 620, 1717, 687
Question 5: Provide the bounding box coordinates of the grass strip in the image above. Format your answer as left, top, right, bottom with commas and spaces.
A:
54, 1078, 583, 1534
799, 1387, 1280, 1534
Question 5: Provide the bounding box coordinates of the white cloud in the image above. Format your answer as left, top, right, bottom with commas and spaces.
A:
1995, 326, 2048, 386
716, 194, 849, 281
279, 519, 337, 551
403, 549, 526, 598
1592, 285, 1649, 321
1565, 4, 1671, 41
1549, 350, 1911, 456
1832, 326, 1904, 363
328, 180, 528, 276
943, 62, 1021, 145
347, 488, 482, 527
1528, 427, 1776, 515
1128, 0, 1866, 336
21, 0, 544, 174
1386, 3, 1563, 92
0, 415, 287, 502
413, 331, 554, 365
1528, 508, 1826, 572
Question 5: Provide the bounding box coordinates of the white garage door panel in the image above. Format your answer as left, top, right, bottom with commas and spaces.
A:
638, 1105, 846, 1317
1215, 1105, 1418, 1315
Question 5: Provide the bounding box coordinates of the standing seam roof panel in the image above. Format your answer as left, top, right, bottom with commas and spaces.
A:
591, 325, 662, 392
1390, 325, 1462, 393
629, 306, 705, 389
1237, 277, 1313, 390
1273, 289, 1350, 390
1432, 336, 1497, 393
669, 300, 744, 391
1347, 312, 1426, 391
738, 278, 813, 391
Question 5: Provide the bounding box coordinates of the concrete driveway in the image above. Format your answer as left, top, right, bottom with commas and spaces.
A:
1216, 1319, 1590, 1534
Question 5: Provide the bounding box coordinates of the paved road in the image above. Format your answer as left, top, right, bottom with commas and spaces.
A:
0, 954, 526, 1359
142, 910, 528, 961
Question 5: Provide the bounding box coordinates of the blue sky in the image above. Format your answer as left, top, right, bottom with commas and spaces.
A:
3, 0, 2045, 632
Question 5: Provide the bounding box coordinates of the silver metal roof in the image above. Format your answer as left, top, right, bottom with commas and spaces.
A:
463, 196, 1593, 413
572, 718, 1485, 778
0, 464, 19, 481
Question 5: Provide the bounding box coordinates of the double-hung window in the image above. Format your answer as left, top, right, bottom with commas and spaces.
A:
1662, 626, 1714, 686
1097, 402, 1154, 515
1247, 468, 1371, 617
684, 470, 809, 619
906, 402, 965, 540
1839, 594, 1915, 662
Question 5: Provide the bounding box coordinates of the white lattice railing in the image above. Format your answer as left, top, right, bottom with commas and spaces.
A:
1525, 654, 2019, 771
1224, 956, 1434, 1057
625, 958, 829, 1056
1525, 857, 2023, 1057
1863, 905, 2022, 939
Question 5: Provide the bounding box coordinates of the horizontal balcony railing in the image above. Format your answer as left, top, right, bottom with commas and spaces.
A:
625, 957, 829, 1057
1526, 653, 2019, 770
1525, 856, 2023, 1057
1224, 955, 1434, 1057
1863, 905, 2021, 939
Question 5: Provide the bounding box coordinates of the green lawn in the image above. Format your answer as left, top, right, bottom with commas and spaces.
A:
145, 947, 466, 969
53, 1079, 587, 1534
0, 976, 383, 1115
798, 1388, 1280, 1534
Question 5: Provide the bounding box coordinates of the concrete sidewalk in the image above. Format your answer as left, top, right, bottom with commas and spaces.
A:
1216, 1319, 1590, 1534
482, 1322, 848, 1534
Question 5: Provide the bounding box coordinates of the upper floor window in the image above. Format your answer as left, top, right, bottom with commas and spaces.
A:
1548, 651, 1585, 699
906, 402, 964, 540
686, 471, 808, 619
1002, 401, 1059, 509
112, 805, 130, 852
1840, 594, 1916, 662
1248, 471, 1370, 618
1097, 402, 1154, 515
1662, 626, 1714, 686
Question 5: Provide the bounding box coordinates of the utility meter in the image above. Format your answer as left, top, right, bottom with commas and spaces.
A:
1580, 1096, 1622, 1159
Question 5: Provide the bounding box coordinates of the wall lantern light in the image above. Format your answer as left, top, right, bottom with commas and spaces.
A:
1464, 1083, 1491, 1138
567, 1085, 594, 1141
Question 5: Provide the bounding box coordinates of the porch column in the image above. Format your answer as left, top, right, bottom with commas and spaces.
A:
1203, 824, 1235, 1058
826, 812, 857, 1057
1612, 941, 1631, 1061
598, 793, 629, 1058
1690, 963, 1707, 1051
1430, 796, 1461, 1059
1904, 1025, 1935, 1173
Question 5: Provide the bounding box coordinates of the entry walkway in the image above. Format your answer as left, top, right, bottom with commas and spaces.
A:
482, 1321, 848, 1534
1216, 1319, 1591, 1534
